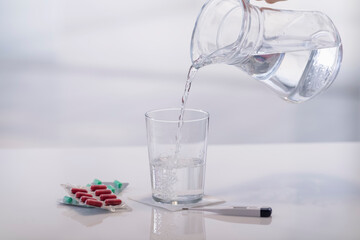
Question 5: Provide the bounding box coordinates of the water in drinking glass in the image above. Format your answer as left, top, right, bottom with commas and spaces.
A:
150, 157, 205, 204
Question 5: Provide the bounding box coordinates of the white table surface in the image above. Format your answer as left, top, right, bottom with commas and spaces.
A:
0, 142, 359, 240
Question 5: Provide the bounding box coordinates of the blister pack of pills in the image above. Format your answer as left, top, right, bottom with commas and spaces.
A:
59, 179, 131, 212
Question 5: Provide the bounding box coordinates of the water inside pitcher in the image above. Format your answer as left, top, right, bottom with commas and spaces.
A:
190, 0, 343, 103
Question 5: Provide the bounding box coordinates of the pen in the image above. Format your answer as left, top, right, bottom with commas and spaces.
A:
183, 206, 272, 217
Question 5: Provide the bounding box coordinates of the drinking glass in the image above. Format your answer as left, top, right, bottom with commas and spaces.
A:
145, 108, 209, 204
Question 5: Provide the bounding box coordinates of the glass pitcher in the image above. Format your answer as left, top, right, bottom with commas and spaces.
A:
190, 0, 343, 103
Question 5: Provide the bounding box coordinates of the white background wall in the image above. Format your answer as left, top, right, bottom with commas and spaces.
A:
0, 0, 359, 147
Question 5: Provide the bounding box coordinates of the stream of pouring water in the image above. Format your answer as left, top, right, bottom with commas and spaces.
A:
174, 65, 198, 157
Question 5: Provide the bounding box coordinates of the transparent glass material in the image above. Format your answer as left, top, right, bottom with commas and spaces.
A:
145, 108, 209, 204
191, 0, 343, 103
150, 208, 205, 240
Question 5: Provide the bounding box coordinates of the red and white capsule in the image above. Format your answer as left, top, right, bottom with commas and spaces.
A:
95, 189, 112, 196
105, 199, 122, 206
100, 194, 117, 201
90, 185, 107, 191
85, 199, 103, 207
71, 188, 87, 194
80, 196, 96, 203
75, 192, 93, 199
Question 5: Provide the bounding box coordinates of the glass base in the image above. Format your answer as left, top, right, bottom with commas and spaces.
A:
152, 194, 203, 205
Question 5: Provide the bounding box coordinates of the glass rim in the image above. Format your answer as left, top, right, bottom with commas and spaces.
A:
190, 0, 248, 63
145, 108, 209, 123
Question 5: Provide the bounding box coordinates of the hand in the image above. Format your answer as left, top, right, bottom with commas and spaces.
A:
256, 0, 286, 3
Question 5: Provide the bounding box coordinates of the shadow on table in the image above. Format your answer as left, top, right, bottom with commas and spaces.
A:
212, 172, 360, 204
203, 214, 272, 225
57, 204, 130, 227
149, 207, 271, 240
150, 208, 206, 240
